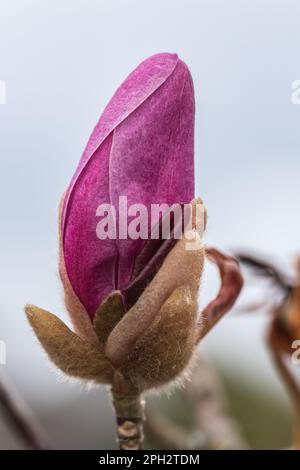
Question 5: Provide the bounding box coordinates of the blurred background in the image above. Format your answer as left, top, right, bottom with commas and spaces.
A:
0, 0, 300, 449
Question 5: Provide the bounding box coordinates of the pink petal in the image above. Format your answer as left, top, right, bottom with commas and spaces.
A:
62, 53, 195, 318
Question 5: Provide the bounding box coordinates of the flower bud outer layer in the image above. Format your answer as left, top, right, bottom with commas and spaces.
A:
61, 53, 195, 317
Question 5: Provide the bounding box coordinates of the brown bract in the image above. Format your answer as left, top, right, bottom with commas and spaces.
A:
26, 200, 243, 394
25, 228, 205, 392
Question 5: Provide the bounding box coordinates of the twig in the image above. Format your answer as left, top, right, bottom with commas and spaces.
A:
145, 408, 205, 450
185, 354, 248, 449
110, 372, 145, 450
0, 371, 50, 449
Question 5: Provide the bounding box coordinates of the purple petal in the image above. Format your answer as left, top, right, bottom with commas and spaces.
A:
62, 52, 195, 318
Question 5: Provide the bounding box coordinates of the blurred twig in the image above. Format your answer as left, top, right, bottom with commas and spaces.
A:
0, 371, 50, 449
146, 353, 247, 450
185, 354, 248, 449
145, 409, 205, 450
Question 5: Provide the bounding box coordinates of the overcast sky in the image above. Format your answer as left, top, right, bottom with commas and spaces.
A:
0, 0, 300, 448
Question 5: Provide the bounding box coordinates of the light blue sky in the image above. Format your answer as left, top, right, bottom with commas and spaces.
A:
0, 0, 300, 448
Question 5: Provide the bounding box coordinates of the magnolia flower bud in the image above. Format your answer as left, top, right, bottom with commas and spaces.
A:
61, 52, 195, 320
26, 53, 242, 398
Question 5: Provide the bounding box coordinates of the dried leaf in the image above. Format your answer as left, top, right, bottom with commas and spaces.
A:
196, 247, 243, 342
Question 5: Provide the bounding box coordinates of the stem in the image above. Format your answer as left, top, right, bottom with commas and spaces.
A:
111, 385, 145, 450
0, 372, 50, 449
